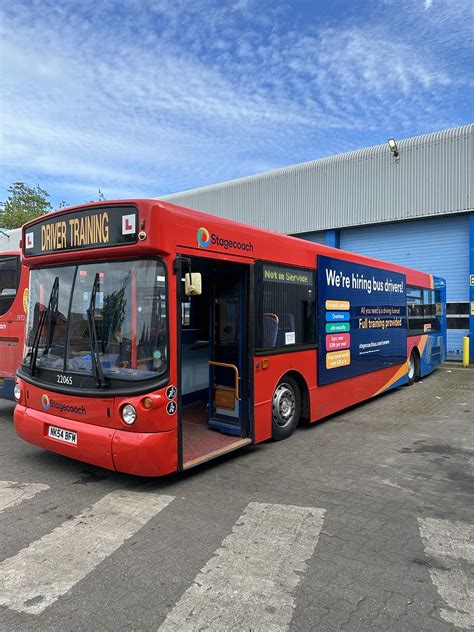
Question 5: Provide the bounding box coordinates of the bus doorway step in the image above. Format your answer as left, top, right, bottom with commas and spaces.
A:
208, 418, 241, 436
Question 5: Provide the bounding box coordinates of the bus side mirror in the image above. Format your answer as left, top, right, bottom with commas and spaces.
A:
184, 273, 202, 296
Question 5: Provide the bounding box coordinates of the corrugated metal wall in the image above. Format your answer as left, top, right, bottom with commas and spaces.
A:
300, 231, 326, 245
338, 214, 471, 360
339, 215, 469, 300
161, 125, 473, 234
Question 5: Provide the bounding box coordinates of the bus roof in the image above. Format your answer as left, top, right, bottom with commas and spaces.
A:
0, 250, 20, 256
20, 199, 441, 288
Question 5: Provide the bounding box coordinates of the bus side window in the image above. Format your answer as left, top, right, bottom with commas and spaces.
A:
407, 286, 441, 334
263, 313, 279, 347
0, 256, 19, 316
257, 264, 316, 351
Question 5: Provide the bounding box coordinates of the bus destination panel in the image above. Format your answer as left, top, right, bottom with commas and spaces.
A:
318, 255, 407, 386
23, 206, 138, 256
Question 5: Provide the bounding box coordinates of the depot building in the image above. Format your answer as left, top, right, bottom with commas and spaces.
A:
161, 124, 473, 361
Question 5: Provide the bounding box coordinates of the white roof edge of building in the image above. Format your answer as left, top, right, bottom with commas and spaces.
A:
159, 124, 473, 200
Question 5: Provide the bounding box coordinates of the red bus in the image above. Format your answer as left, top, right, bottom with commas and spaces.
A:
0, 250, 28, 401
14, 200, 446, 475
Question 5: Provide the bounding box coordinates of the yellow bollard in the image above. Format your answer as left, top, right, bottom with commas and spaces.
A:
463, 336, 470, 367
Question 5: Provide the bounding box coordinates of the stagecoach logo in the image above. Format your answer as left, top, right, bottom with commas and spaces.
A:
25, 232, 34, 249
197, 227, 211, 248
196, 226, 254, 252
41, 393, 86, 415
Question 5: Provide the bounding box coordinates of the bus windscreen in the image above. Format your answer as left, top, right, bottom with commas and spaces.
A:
22, 259, 167, 387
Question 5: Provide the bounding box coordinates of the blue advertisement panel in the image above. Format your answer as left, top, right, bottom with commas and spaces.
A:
318, 256, 407, 386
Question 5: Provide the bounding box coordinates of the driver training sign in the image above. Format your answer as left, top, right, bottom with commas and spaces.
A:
318, 256, 407, 386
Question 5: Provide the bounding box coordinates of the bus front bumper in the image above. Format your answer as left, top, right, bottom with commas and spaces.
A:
14, 405, 177, 477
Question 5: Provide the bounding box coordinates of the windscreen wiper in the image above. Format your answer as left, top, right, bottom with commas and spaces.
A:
86, 272, 106, 388
29, 276, 59, 376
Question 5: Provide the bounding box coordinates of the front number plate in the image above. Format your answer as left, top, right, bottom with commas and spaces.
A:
48, 425, 77, 445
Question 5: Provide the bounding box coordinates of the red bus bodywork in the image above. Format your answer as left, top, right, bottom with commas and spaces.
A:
0, 251, 28, 401
14, 200, 446, 475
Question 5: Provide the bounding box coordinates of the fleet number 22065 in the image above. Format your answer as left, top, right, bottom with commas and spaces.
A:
57, 374, 73, 385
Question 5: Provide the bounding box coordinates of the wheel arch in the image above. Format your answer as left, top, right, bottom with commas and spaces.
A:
407, 345, 421, 385
278, 370, 310, 423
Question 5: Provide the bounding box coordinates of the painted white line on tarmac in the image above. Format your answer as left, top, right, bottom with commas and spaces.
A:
418, 517, 474, 629
0, 480, 50, 513
430, 568, 474, 629
0, 490, 174, 614
158, 501, 325, 632
419, 517, 474, 563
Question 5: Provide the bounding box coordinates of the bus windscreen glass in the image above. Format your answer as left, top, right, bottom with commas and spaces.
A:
22, 259, 167, 383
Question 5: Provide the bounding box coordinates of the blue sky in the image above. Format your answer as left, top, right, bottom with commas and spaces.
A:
1, 0, 473, 209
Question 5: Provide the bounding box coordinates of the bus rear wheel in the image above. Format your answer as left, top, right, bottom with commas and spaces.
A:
272, 377, 301, 441
407, 351, 420, 386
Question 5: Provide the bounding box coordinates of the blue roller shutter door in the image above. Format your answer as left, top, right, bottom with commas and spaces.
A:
338, 214, 470, 360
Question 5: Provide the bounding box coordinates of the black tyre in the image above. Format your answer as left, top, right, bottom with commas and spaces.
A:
271, 376, 301, 441
407, 351, 420, 386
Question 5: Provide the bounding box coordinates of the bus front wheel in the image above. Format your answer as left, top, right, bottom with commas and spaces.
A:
407, 351, 420, 386
272, 377, 301, 441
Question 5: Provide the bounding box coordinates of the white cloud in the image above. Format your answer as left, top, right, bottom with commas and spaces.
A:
0, 0, 472, 206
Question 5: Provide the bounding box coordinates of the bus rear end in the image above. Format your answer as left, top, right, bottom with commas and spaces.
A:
14, 202, 178, 476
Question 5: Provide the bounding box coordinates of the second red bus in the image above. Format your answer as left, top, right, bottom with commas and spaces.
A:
0, 250, 28, 401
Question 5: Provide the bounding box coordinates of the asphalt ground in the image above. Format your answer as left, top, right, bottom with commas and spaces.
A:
0, 363, 473, 632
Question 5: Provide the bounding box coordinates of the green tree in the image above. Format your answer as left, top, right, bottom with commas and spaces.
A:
0, 182, 52, 229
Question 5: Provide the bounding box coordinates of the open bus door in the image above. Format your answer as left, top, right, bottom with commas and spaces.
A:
176, 255, 251, 470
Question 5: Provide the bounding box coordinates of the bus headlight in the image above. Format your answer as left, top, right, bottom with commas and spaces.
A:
121, 404, 137, 425
14, 382, 21, 402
